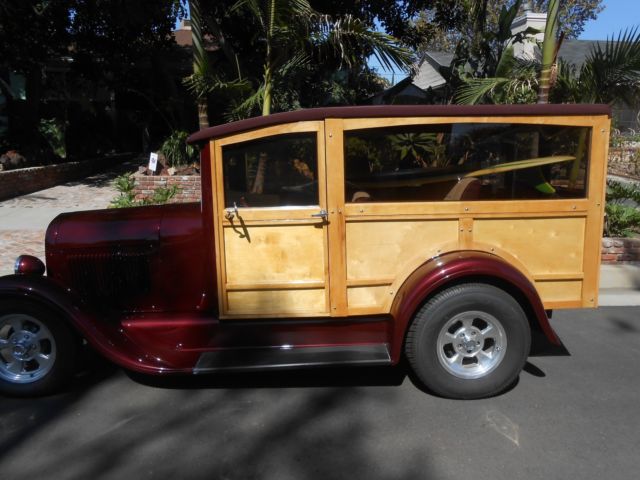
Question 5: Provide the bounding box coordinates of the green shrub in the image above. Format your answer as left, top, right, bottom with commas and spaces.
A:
605, 180, 640, 236
159, 130, 198, 167
109, 174, 180, 208
38, 118, 67, 159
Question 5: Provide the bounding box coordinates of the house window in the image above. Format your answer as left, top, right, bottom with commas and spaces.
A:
222, 133, 318, 208
344, 123, 590, 203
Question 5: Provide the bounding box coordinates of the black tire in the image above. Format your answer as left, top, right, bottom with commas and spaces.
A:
0, 300, 78, 397
405, 283, 531, 399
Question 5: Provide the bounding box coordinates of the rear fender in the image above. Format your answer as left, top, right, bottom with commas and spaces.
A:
389, 251, 560, 362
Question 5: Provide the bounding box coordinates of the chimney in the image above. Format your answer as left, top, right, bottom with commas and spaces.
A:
510, 4, 547, 59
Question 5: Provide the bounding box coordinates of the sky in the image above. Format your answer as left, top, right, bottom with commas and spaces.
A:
579, 0, 640, 40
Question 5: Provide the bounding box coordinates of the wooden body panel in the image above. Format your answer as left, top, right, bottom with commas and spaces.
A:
208, 113, 610, 318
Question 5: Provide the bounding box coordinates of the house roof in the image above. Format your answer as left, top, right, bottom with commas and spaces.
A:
187, 104, 611, 144
411, 51, 455, 91
558, 39, 602, 68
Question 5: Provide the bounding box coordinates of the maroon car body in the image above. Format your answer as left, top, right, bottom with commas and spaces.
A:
0, 104, 611, 398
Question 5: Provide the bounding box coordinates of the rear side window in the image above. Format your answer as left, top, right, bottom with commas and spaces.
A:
222, 133, 318, 208
344, 123, 591, 203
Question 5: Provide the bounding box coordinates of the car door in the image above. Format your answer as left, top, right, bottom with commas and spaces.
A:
212, 122, 331, 318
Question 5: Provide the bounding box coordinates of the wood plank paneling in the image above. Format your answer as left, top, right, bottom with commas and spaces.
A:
536, 280, 583, 303
345, 220, 459, 280
347, 286, 390, 308
474, 217, 585, 275
227, 289, 326, 315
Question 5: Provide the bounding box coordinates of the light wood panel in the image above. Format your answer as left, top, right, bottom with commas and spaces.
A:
344, 199, 590, 217
535, 280, 583, 303
223, 224, 325, 285
582, 117, 610, 307
325, 118, 348, 316
217, 121, 324, 146
227, 289, 326, 315
345, 220, 459, 280
474, 217, 586, 275
347, 286, 390, 308
342, 115, 604, 131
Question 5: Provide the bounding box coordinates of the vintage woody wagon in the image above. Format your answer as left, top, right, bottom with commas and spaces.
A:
0, 104, 610, 398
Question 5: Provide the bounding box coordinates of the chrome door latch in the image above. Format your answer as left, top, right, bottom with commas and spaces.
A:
311, 209, 328, 221
225, 202, 239, 220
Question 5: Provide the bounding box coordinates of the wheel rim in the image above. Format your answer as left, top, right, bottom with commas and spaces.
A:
436, 310, 507, 379
0, 313, 57, 384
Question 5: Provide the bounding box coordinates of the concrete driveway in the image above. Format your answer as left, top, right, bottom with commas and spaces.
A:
0, 162, 135, 276
0, 307, 638, 480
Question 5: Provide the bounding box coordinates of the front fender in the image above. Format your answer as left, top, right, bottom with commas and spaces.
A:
389, 251, 561, 362
0, 274, 179, 373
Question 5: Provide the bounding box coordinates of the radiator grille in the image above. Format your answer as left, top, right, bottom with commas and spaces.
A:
67, 249, 152, 305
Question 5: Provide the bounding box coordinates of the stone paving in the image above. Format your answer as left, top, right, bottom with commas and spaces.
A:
0, 161, 138, 276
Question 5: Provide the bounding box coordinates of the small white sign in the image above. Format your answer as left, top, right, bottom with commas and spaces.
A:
148, 152, 158, 172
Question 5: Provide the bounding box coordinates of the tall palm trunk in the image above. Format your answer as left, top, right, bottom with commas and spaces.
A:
189, 0, 209, 129
537, 0, 559, 104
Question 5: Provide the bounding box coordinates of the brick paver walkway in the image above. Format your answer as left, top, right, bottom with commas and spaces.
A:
0, 162, 138, 276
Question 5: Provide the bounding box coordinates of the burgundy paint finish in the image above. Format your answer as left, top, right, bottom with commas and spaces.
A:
0, 274, 177, 373
14, 255, 46, 276
388, 251, 560, 363
121, 314, 391, 371
0, 270, 393, 374
187, 104, 612, 144
46, 202, 212, 313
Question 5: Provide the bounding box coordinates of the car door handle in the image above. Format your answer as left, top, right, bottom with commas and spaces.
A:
310, 209, 328, 221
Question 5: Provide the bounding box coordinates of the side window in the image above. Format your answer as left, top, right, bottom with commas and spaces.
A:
344, 123, 591, 203
222, 133, 318, 208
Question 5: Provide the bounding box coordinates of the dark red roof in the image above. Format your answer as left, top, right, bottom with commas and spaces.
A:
187, 104, 612, 144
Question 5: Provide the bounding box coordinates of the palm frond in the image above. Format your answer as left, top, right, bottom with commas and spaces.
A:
455, 77, 510, 105
278, 51, 311, 77
314, 14, 413, 71
227, 85, 265, 121
580, 27, 640, 104
183, 71, 249, 99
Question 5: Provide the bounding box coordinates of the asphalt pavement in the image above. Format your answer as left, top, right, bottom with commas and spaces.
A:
0, 306, 638, 480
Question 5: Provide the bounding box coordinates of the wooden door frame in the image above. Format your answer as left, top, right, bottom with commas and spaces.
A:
211, 121, 331, 318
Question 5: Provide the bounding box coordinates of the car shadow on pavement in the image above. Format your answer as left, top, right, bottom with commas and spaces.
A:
126, 364, 408, 391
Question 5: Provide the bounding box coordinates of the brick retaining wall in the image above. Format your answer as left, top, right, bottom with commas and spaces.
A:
0, 154, 132, 201
608, 146, 640, 178
601, 237, 640, 264
133, 174, 201, 203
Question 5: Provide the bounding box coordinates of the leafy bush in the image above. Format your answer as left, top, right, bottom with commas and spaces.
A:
605, 180, 640, 237
159, 130, 198, 167
109, 174, 180, 208
38, 118, 67, 159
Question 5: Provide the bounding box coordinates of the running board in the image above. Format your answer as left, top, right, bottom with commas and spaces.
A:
193, 344, 391, 373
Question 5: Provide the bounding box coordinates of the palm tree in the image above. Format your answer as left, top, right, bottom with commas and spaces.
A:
231, 0, 412, 116
455, 28, 640, 106
537, 0, 559, 103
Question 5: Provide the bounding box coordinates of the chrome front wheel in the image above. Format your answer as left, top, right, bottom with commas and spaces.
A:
0, 313, 58, 383
0, 301, 76, 397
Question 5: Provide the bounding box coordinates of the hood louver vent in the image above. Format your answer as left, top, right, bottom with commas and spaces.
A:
67, 249, 152, 307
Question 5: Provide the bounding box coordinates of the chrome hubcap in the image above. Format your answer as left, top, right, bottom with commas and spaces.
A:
436, 311, 506, 379
0, 314, 56, 384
